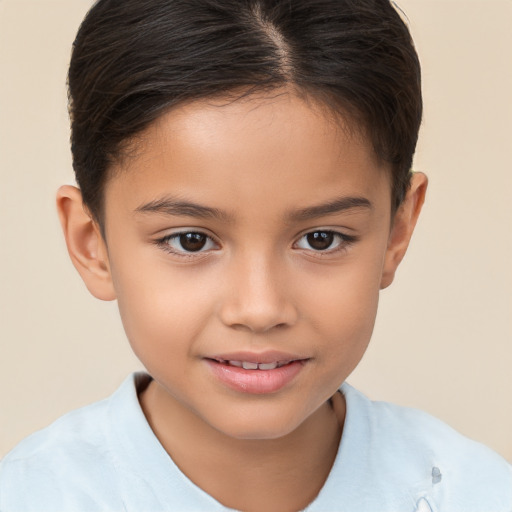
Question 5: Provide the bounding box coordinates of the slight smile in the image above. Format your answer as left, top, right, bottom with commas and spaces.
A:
205, 352, 310, 394
212, 360, 293, 370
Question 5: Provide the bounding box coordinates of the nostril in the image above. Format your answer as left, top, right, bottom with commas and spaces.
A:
218, 301, 298, 333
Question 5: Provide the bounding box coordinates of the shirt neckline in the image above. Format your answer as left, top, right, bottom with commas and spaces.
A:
106, 373, 434, 511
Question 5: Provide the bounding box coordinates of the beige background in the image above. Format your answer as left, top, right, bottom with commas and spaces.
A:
1, 0, 511, 461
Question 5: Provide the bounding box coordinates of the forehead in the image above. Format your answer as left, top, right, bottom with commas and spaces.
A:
105, 90, 391, 219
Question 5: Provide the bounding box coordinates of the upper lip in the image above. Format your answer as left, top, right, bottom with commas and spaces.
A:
207, 350, 309, 364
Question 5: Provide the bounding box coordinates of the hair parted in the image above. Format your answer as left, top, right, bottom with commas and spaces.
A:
68, 0, 422, 223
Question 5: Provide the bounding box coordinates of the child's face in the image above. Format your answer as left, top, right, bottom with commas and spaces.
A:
68, 91, 423, 440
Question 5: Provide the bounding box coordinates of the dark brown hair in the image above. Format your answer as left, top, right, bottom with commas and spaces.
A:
68, 0, 422, 223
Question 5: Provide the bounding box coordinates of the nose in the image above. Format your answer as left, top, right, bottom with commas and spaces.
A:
218, 252, 298, 333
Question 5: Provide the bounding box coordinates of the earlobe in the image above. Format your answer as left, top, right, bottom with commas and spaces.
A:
56, 185, 116, 301
380, 172, 428, 289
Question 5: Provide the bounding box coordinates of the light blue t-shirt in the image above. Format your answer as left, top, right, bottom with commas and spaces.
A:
1, 373, 511, 511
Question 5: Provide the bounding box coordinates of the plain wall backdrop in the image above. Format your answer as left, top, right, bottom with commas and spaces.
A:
1, 0, 511, 460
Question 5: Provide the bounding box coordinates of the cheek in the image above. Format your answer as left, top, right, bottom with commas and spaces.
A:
318, 285, 379, 360
306, 248, 382, 319
108, 253, 218, 364
302, 252, 383, 366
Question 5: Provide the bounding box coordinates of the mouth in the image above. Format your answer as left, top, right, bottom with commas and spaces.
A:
205, 354, 309, 394
208, 359, 294, 371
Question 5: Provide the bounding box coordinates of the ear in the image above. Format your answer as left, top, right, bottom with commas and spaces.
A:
380, 172, 428, 289
56, 185, 116, 301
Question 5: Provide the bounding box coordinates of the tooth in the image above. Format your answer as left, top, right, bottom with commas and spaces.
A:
242, 362, 258, 370
258, 362, 278, 370
229, 360, 243, 367
277, 361, 291, 368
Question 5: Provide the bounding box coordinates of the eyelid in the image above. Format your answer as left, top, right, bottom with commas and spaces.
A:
154, 229, 220, 257
153, 227, 357, 259
293, 228, 358, 253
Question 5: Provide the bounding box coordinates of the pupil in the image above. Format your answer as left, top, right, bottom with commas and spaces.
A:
307, 231, 334, 250
180, 233, 207, 252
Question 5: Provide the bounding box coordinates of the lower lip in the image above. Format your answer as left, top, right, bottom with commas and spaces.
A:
206, 360, 306, 394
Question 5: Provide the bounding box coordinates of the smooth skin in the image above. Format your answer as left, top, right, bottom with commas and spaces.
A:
57, 89, 427, 512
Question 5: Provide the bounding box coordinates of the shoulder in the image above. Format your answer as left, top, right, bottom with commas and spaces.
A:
341, 384, 512, 511
1, 394, 110, 463
0, 377, 138, 512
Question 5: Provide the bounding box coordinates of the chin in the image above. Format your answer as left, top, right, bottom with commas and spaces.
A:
208, 408, 306, 441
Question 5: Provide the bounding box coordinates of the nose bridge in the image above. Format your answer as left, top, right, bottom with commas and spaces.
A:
219, 247, 297, 333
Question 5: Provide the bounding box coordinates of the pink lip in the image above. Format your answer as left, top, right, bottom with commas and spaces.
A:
205, 358, 307, 394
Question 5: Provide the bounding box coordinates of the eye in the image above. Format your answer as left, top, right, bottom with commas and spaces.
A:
159, 231, 217, 254
295, 230, 353, 252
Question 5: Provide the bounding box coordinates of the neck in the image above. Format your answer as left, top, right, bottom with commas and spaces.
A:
139, 380, 345, 512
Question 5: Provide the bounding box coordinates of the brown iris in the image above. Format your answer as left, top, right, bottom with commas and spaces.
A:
306, 231, 335, 250
179, 233, 208, 252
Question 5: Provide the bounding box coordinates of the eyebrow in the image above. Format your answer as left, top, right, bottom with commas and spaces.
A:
135, 196, 231, 221
287, 196, 373, 222
134, 195, 372, 222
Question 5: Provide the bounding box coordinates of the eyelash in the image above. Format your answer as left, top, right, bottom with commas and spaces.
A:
155, 229, 357, 258
294, 230, 357, 255
155, 231, 219, 258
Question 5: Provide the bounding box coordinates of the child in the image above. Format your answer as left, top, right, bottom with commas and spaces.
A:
1, 0, 510, 510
